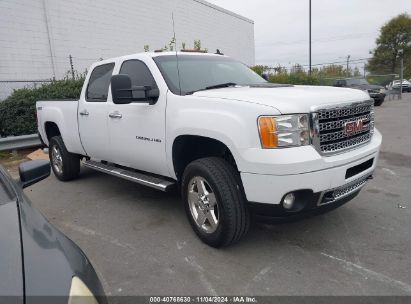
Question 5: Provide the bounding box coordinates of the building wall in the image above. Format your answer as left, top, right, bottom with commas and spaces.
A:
0, 0, 254, 84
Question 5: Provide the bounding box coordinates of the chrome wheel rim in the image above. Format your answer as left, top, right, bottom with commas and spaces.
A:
51, 145, 63, 174
187, 176, 219, 234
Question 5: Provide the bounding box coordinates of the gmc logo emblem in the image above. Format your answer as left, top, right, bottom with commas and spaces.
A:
344, 119, 365, 136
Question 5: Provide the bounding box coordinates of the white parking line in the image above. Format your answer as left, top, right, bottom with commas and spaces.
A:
184, 256, 218, 296
321, 252, 411, 294
382, 168, 397, 176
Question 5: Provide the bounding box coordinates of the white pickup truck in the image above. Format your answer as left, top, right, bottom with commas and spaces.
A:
37, 52, 382, 247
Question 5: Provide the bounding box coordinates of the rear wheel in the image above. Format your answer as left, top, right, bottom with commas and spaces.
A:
182, 157, 250, 247
49, 136, 80, 181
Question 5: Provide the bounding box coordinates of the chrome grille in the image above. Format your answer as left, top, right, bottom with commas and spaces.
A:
312, 100, 374, 155
319, 113, 372, 132
319, 174, 370, 206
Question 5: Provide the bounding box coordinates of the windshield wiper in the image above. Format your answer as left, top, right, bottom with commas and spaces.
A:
205, 82, 237, 90
185, 82, 238, 95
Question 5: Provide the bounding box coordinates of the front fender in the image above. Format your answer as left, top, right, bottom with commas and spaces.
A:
166, 94, 280, 178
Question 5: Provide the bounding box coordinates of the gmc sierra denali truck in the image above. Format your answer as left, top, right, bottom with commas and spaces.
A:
36, 52, 382, 247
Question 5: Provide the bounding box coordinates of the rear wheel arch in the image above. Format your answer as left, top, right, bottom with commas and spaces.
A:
44, 121, 61, 142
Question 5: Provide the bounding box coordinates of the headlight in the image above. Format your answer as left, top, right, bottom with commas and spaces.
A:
68, 276, 98, 304
258, 114, 310, 148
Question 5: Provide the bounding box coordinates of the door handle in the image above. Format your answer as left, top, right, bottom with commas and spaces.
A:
79, 110, 89, 116
109, 111, 122, 119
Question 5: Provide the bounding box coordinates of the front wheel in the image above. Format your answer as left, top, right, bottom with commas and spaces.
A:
374, 98, 384, 106
49, 136, 80, 181
181, 157, 250, 247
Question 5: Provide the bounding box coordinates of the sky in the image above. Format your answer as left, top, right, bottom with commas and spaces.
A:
207, 0, 411, 70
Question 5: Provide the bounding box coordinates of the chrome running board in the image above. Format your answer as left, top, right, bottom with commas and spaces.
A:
83, 160, 175, 192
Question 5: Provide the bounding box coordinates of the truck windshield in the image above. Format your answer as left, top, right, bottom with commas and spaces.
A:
153, 55, 267, 95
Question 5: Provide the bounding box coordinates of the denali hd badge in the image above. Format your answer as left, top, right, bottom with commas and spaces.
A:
344, 119, 365, 136
136, 136, 162, 143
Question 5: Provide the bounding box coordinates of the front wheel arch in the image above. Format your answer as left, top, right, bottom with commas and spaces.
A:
172, 135, 238, 181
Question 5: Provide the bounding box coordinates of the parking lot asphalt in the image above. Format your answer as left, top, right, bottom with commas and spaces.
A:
25, 95, 411, 296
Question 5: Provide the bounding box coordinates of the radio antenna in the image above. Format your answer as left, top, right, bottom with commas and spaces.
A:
172, 13, 182, 95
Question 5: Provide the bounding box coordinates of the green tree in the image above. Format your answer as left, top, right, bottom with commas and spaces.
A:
353, 66, 362, 77
194, 40, 202, 51
250, 65, 270, 76
367, 13, 411, 77
317, 64, 349, 78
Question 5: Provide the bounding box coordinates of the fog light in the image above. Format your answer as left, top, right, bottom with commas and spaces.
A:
283, 193, 295, 210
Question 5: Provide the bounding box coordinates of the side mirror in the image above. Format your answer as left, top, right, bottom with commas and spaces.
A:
261, 73, 269, 81
111, 74, 160, 105
111, 74, 133, 104
19, 160, 50, 188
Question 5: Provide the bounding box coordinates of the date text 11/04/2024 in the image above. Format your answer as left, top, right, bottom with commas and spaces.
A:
149, 296, 257, 303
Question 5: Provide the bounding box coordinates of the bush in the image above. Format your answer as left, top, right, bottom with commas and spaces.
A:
0, 77, 84, 137
250, 66, 321, 86
268, 73, 320, 85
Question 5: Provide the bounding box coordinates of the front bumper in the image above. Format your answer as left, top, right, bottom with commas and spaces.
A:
239, 129, 381, 207
249, 189, 362, 222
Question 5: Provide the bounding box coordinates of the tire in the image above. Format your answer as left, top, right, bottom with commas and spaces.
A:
49, 136, 80, 181
374, 98, 384, 106
181, 157, 250, 247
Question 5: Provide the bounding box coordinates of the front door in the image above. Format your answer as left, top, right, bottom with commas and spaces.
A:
78, 62, 114, 161
108, 59, 168, 176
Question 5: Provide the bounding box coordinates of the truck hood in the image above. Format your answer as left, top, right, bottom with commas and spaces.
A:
193, 85, 370, 113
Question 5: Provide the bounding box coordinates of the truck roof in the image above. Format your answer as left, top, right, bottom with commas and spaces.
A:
96, 51, 228, 66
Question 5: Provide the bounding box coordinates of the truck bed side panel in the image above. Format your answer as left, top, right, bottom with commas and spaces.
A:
36, 100, 86, 155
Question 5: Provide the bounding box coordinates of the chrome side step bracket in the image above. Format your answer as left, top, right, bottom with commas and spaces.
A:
83, 160, 175, 192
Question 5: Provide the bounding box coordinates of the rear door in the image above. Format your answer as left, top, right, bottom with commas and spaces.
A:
78, 63, 115, 160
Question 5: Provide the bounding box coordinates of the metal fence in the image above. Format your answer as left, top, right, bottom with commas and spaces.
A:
317, 74, 400, 87
0, 80, 53, 101
0, 134, 42, 152
0, 54, 98, 101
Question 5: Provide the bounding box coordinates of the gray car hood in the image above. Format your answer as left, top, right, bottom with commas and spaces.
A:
0, 201, 24, 302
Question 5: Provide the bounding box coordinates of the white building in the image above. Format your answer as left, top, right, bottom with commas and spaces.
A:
0, 0, 254, 99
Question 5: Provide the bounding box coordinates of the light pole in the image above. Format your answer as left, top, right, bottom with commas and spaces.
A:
309, 0, 312, 76
346, 55, 351, 77
399, 49, 404, 100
